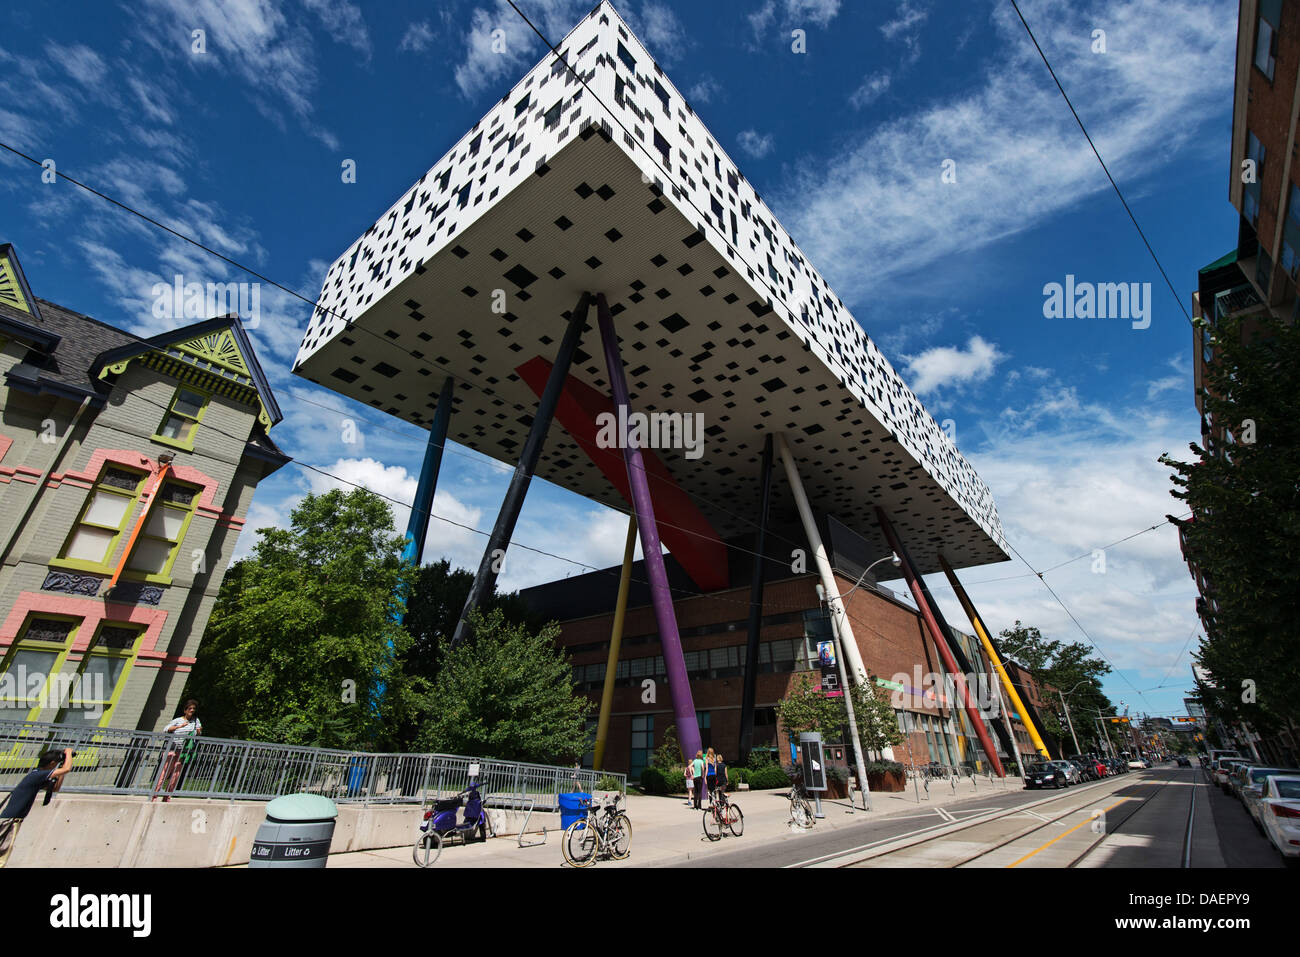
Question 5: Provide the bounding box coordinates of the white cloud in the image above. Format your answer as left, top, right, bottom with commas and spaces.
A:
302, 0, 372, 61
398, 21, 435, 54
885, 388, 1203, 703
775, 0, 1236, 303
624, 1, 690, 64
904, 335, 1005, 394
687, 75, 721, 104
452, 0, 589, 99
737, 129, 775, 159
748, 0, 841, 39
849, 71, 891, 109
880, 0, 928, 41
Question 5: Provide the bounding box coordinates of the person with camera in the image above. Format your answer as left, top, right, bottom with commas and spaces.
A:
0, 748, 74, 867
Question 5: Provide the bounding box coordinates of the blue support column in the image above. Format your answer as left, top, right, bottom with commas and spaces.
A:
400, 376, 455, 577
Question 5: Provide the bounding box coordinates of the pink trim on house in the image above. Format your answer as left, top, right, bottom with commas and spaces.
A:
0, 433, 12, 464
0, 591, 168, 656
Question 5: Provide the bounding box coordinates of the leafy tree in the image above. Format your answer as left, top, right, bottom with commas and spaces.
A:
1161, 312, 1300, 734
414, 608, 591, 764
401, 559, 540, 684
184, 488, 422, 750
775, 672, 903, 758
995, 622, 1115, 753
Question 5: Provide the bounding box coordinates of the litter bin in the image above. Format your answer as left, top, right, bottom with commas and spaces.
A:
249, 793, 338, 868
559, 792, 591, 830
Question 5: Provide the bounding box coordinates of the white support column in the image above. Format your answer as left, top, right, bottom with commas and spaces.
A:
774, 433, 867, 685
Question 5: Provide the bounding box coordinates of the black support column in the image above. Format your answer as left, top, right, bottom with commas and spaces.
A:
450, 293, 591, 648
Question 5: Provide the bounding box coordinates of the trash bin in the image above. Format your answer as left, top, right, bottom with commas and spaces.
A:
559, 792, 591, 830
249, 793, 339, 868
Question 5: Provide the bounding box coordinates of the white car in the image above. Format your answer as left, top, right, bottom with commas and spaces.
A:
1127, 758, 1149, 770
1242, 767, 1300, 827
1259, 775, 1300, 866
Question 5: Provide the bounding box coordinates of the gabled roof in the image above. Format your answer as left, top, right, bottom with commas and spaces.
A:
94, 315, 283, 425
0, 243, 43, 323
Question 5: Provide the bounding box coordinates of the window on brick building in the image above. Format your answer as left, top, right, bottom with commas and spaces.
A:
1256, 0, 1280, 82
630, 714, 653, 781
0, 615, 81, 721
56, 622, 145, 726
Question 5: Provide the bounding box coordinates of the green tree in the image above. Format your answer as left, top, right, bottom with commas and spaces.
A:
995, 622, 1114, 753
775, 672, 903, 757
1160, 312, 1300, 734
414, 608, 591, 763
400, 559, 541, 683
184, 488, 421, 750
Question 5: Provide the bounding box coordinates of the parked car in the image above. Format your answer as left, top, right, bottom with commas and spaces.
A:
1238, 767, 1300, 826
1025, 762, 1068, 789
1128, 757, 1150, 770
1067, 755, 1106, 780
1213, 757, 1249, 791
1050, 760, 1082, 785
1259, 775, 1300, 866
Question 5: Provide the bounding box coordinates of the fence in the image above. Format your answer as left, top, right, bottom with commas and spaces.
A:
0, 720, 624, 810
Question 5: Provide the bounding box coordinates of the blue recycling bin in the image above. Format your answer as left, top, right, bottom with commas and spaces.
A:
559, 792, 591, 830
347, 759, 367, 796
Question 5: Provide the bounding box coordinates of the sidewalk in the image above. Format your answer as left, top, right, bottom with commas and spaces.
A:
326, 772, 1024, 868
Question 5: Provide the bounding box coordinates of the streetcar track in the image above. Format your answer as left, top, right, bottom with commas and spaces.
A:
1064, 769, 1180, 868
788, 773, 1127, 868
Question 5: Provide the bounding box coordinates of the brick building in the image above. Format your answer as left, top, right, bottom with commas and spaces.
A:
522, 545, 1043, 779
0, 244, 288, 732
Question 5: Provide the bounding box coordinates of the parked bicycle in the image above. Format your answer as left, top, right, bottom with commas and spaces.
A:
703, 787, 744, 841
788, 776, 814, 829
562, 793, 631, 867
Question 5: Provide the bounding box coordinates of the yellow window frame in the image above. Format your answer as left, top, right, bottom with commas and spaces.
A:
54, 622, 146, 729
49, 465, 147, 575
122, 479, 201, 585
152, 383, 211, 452
0, 613, 83, 738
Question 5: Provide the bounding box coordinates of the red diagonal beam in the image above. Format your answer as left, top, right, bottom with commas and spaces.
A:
516, 356, 728, 592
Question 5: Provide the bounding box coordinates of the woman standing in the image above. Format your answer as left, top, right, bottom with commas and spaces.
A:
152, 699, 201, 802
705, 748, 717, 804
684, 759, 695, 807
691, 750, 706, 809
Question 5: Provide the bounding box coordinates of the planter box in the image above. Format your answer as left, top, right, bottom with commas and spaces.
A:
866, 771, 906, 793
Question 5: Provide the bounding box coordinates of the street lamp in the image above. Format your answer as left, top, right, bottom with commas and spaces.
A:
814, 552, 901, 811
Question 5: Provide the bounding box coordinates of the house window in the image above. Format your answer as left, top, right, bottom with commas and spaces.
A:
653, 129, 670, 165
59, 465, 147, 566
1283, 183, 1300, 278
630, 714, 653, 780
126, 480, 200, 578
543, 100, 562, 129
696, 710, 712, 750
0, 616, 80, 721
1256, 0, 1280, 82
155, 386, 208, 447
1244, 131, 1265, 227
514, 93, 530, 117
56, 623, 144, 726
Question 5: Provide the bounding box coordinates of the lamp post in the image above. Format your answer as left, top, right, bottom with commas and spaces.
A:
815, 551, 901, 811
1055, 681, 1091, 755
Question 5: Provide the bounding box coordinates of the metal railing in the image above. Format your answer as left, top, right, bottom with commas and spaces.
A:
0, 720, 623, 809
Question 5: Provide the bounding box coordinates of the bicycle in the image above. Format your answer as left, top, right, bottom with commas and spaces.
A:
702, 787, 744, 841
788, 776, 814, 829
562, 794, 631, 867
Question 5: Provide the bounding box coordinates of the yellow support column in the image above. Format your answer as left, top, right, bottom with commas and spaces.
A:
593, 514, 637, 771
938, 555, 1051, 760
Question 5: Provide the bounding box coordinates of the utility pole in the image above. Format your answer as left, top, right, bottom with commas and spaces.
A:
1058, 689, 1081, 754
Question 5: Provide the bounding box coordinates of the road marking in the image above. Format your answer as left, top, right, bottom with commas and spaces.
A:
1007, 797, 1130, 868
935, 808, 956, 822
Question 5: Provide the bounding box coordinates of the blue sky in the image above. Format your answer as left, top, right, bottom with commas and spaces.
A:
0, 0, 1240, 724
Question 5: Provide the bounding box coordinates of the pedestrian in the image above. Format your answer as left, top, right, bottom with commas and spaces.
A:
705, 747, 717, 803
684, 760, 694, 806
152, 699, 201, 802
691, 750, 705, 809
0, 748, 73, 868
715, 752, 729, 796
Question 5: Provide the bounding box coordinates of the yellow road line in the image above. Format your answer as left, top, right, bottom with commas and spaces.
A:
1007, 797, 1130, 868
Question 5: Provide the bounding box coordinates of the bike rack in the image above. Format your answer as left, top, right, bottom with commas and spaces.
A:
514, 797, 548, 848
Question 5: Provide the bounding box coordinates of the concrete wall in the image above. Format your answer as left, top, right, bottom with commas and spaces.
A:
3, 793, 550, 867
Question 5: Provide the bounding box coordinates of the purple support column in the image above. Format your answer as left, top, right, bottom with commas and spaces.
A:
595, 293, 701, 762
